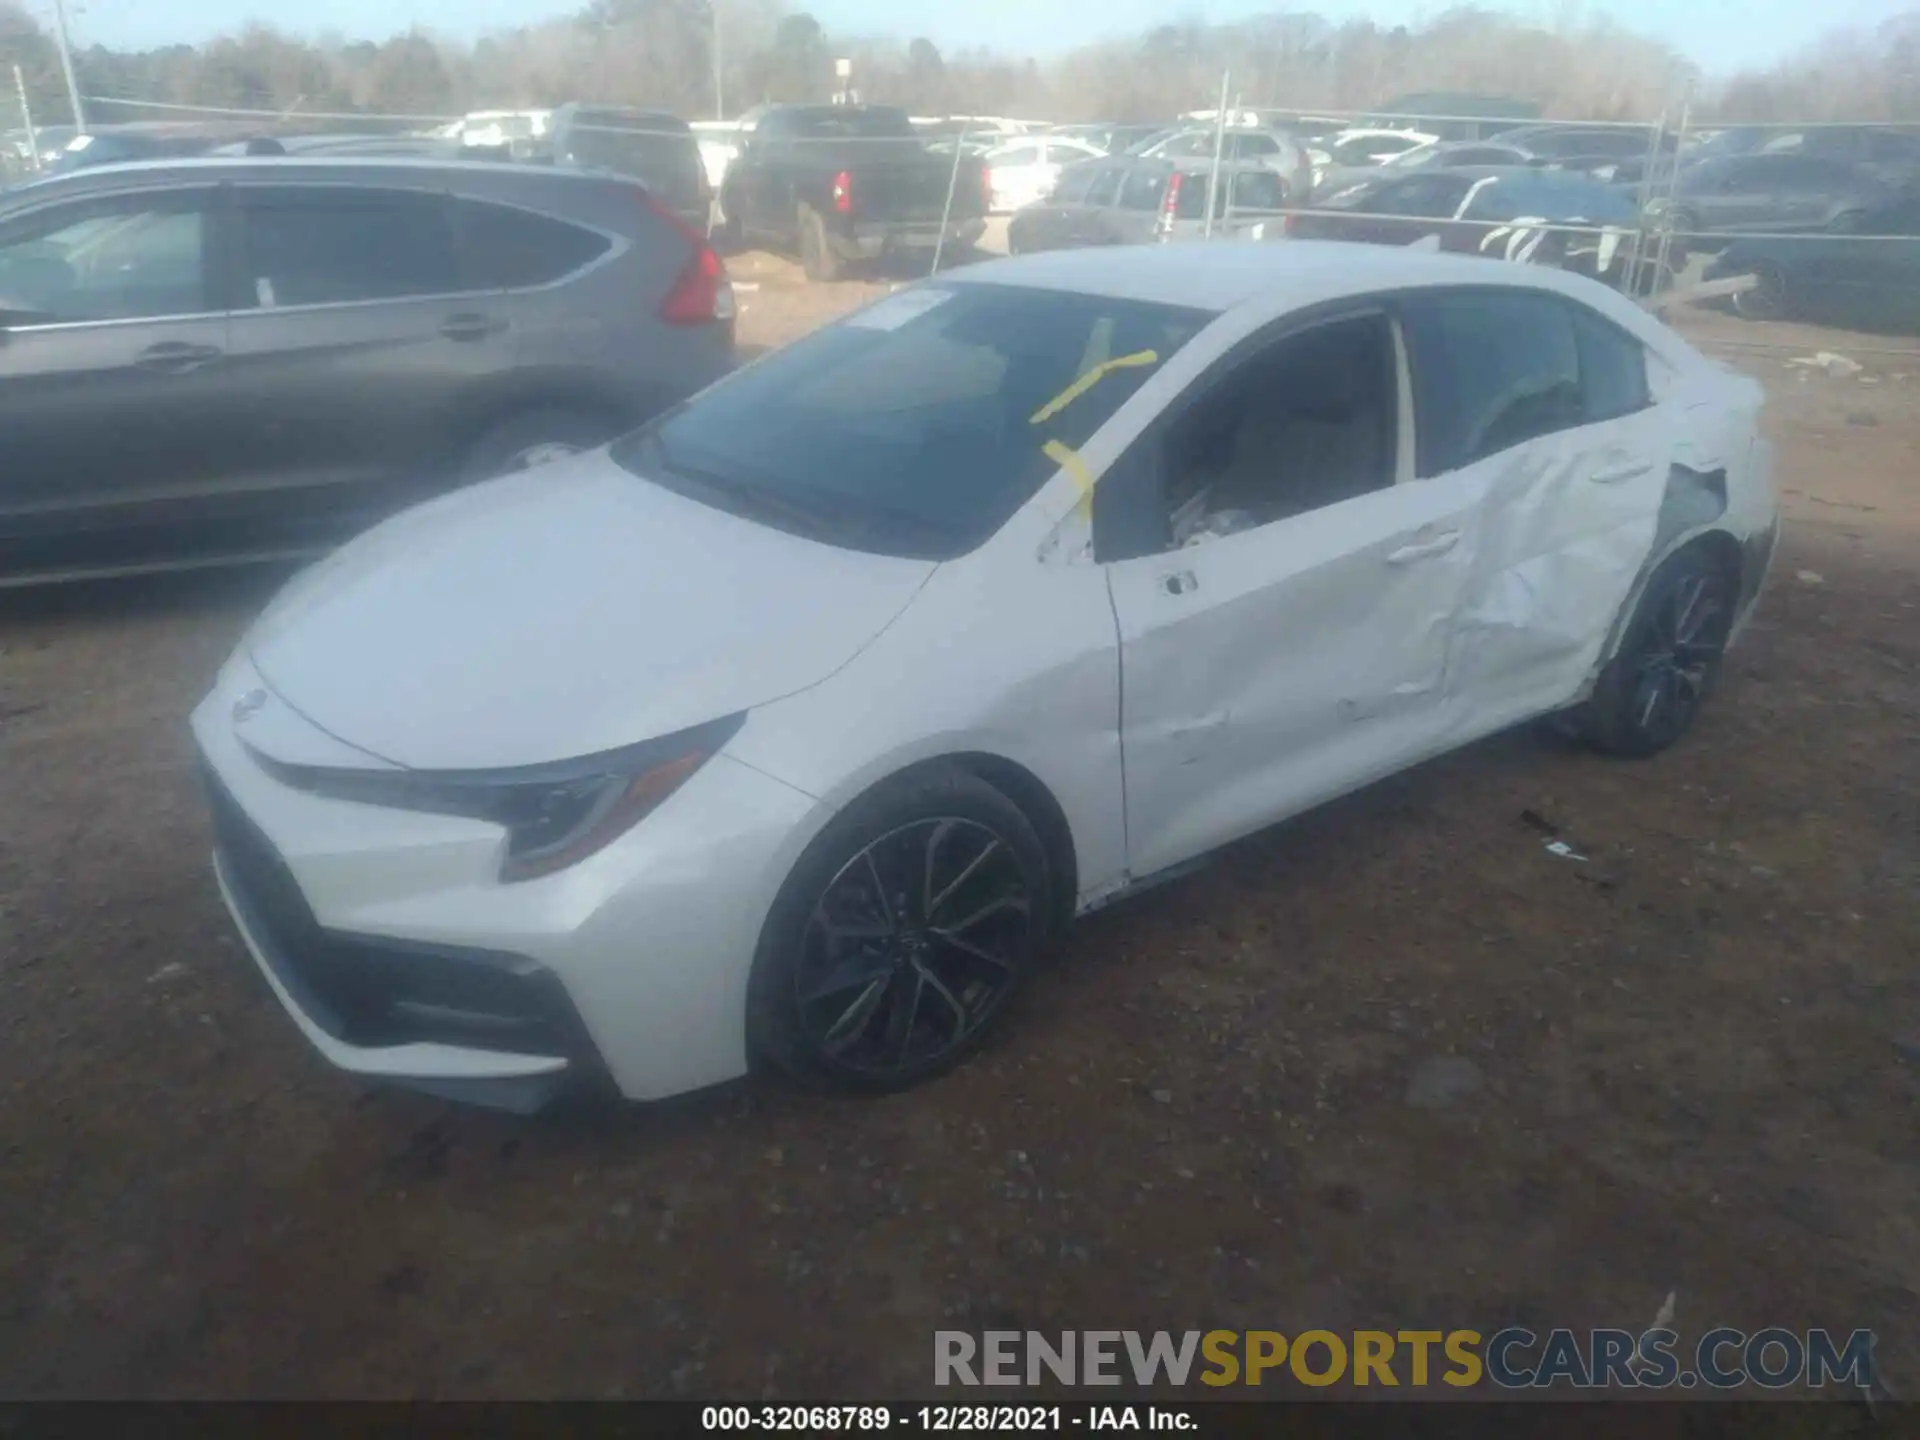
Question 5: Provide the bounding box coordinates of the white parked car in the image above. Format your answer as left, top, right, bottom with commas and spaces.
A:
1311, 127, 1440, 186
195, 245, 1778, 1112
983, 136, 1105, 212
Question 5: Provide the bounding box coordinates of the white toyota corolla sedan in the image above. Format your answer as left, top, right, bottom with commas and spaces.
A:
194, 243, 1778, 1112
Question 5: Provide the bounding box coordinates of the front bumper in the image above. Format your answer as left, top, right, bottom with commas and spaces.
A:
192, 660, 818, 1107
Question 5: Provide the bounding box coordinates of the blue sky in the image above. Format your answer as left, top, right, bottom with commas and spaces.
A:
63, 0, 1900, 75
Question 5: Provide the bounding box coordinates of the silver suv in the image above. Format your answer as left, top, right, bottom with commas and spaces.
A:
0, 157, 735, 584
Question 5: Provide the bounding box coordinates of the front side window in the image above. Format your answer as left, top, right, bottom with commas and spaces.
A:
239, 188, 456, 308
0, 191, 210, 324
1140, 312, 1400, 554
615, 284, 1210, 560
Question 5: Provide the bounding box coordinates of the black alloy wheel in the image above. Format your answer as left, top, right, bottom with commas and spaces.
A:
1584, 546, 1737, 758
750, 765, 1050, 1090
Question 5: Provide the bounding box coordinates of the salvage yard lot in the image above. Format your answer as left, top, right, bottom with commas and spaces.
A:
1, 258, 1916, 1400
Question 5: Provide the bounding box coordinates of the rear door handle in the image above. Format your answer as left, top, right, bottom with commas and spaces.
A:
134, 341, 221, 374
1386, 530, 1462, 564
1590, 459, 1654, 485
439, 313, 507, 342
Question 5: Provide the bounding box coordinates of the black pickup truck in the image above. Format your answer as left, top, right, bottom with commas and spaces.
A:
718, 104, 988, 280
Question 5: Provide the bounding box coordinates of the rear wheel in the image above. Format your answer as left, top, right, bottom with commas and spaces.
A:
1733, 261, 1789, 321
748, 765, 1051, 1091
797, 204, 843, 282
1582, 546, 1737, 758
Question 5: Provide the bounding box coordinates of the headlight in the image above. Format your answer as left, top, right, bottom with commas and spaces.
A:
255, 712, 745, 883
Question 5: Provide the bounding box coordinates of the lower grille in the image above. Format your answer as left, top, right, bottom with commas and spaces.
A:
203, 760, 594, 1061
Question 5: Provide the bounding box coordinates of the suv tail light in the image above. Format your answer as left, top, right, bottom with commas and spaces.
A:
640, 187, 735, 326
1157, 171, 1184, 239
832, 169, 853, 215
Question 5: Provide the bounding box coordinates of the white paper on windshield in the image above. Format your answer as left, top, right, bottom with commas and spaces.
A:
845, 287, 953, 332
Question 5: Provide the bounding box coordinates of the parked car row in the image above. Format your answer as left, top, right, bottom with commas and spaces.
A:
0, 156, 736, 584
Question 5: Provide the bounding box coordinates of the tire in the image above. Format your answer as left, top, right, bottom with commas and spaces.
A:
461, 408, 614, 482
748, 764, 1053, 1092
797, 204, 843, 282
1581, 545, 1738, 759
1732, 261, 1789, 321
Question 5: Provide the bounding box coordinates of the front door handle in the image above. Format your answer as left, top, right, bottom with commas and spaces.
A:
439, 313, 507, 342
1386, 530, 1462, 565
1161, 569, 1198, 596
134, 341, 222, 374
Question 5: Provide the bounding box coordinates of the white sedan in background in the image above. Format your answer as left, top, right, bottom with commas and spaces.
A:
196, 244, 1777, 1112
983, 136, 1105, 212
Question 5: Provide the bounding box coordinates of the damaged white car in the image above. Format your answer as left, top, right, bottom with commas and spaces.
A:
194, 243, 1778, 1111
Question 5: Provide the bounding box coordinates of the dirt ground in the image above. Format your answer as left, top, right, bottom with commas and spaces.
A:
1, 260, 1916, 1402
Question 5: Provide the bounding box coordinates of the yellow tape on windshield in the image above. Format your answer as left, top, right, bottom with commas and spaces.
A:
1028, 350, 1160, 426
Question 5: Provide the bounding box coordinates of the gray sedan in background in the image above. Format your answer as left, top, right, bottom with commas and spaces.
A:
0, 157, 735, 584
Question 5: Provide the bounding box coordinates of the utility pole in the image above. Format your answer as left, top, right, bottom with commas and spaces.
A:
13, 65, 38, 170
50, 0, 86, 133
711, 1, 724, 120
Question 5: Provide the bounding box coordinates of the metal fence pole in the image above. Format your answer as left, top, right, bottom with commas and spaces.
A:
1648, 96, 1692, 293
1622, 106, 1669, 299
1204, 72, 1230, 240
931, 122, 969, 277
13, 65, 37, 172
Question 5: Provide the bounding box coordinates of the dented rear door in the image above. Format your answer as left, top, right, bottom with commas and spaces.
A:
1398, 289, 1676, 725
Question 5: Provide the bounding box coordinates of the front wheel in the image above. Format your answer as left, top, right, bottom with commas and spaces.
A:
748, 765, 1051, 1091
1581, 546, 1737, 758
460, 408, 613, 482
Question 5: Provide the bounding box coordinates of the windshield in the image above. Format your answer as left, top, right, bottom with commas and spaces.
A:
613, 284, 1210, 560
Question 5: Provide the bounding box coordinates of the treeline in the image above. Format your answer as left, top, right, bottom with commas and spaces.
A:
2, 0, 1917, 131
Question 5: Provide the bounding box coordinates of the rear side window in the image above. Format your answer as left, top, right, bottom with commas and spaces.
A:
1571, 306, 1650, 421
1228, 133, 1280, 158
455, 199, 611, 288
238, 188, 456, 307
1119, 170, 1168, 211
1402, 291, 1582, 472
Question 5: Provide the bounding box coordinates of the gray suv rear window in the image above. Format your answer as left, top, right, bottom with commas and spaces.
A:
239, 188, 455, 307
456, 199, 611, 288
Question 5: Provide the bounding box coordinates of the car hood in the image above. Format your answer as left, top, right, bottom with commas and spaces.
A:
244, 454, 936, 771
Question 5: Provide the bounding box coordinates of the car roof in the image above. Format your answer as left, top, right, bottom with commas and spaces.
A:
5, 155, 622, 185
947, 240, 1607, 314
